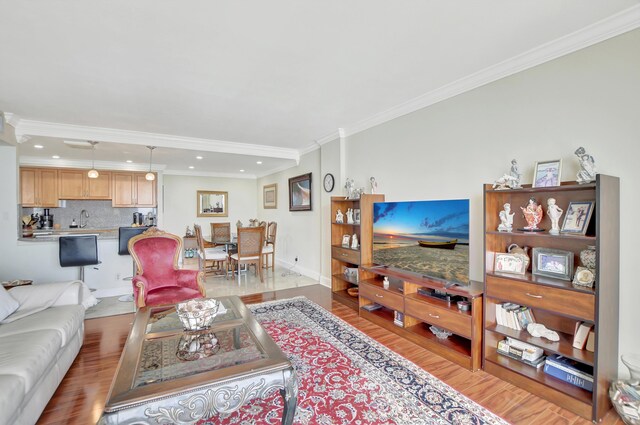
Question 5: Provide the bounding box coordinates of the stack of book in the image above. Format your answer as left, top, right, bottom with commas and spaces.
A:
497, 338, 546, 368
495, 303, 536, 331
362, 303, 382, 312
393, 311, 404, 327
543, 354, 594, 392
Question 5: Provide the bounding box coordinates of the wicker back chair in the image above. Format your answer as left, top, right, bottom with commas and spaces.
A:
263, 221, 277, 272
194, 224, 228, 276
230, 226, 265, 282
211, 222, 231, 247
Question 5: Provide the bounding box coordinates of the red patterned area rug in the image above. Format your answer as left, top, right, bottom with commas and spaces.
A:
199, 297, 509, 425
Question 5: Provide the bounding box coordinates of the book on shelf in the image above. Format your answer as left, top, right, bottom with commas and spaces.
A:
585, 330, 596, 352
500, 338, 544, 362
497, 340, 546, 369
494, 303, 536, 331
572, 322, 594, 349
362, 303, 383, 312
543, 354, 594, 392
393, 311, 404, 327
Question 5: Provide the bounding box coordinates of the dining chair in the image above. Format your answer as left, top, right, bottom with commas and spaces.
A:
194, 224, 228, 277
211, 222, 231, 248
230, 226, 264, 282
263, 221, 277, 273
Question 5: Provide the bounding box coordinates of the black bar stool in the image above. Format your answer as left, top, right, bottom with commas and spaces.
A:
59, 235, 100, 282
118, 227, 148, 302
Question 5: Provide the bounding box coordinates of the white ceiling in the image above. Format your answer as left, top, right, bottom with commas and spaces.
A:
1, 1, 639, 176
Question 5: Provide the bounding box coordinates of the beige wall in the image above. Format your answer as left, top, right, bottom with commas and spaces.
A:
338, 29, 640, 370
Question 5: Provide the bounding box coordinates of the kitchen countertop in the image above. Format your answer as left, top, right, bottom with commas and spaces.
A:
19, 228, 119, 242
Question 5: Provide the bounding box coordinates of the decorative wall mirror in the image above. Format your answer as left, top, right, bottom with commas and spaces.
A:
197, 191, 228, 217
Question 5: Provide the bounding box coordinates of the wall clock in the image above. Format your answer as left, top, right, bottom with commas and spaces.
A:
323, 173, 335, 192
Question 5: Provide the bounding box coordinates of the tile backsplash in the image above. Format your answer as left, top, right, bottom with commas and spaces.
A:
22, 200, 156, 229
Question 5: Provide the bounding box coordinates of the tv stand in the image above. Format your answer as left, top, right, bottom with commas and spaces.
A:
358, 265, 483, 371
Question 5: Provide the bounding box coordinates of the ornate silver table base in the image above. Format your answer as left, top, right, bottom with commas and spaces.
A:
99, 368, 297, 425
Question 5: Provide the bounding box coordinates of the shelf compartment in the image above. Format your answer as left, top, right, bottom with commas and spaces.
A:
485, 348, 593, 408
405, 322, 472, 357
405, 292, 472, 316
332, 273, 359, 286
485, 230, 596, 241
485, 271, 595, 295
484, 181, 596, 194
332, 289, 359, 311
485, 324, 594, 366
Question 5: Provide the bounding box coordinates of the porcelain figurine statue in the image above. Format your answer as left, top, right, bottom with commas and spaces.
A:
370, 177, 378, 194
575, 146, 596, 184
546, 198, 564, 235
492, 174, 518, 190
520, 197, 543, 231
351, 233, 359, 249
509, 159, 522, 189
344, 178, 355, 199
346, 208, 354, 224
335, 209, 344, 224
498, 203, 514, 232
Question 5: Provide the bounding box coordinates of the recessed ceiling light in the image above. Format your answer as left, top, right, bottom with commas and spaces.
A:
34, 144, 44, 149
189, 166, 195, 169
239, 169, 245, 172
126, 160, 133, 163
52, 155, 60, 159
196, 156, 203, 160
256, 161, 262, 165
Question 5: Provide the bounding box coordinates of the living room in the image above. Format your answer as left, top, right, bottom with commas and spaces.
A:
1, 2, 639, 424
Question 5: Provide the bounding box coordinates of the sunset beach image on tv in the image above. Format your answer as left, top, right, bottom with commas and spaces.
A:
373, 199, 470, 285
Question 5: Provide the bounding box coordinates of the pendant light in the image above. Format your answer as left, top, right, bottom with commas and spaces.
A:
145, 146, 156, 181
87, 141, 99, 179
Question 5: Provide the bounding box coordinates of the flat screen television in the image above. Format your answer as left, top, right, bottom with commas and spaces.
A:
372, 199, 470, 286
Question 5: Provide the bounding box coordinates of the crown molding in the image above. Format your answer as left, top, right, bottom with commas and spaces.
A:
298, 142, 320, 156
254, 162, 297, 179
18, 156, 166, 171
3, 112, 21, 128
14, 119, 300, 161
162, 169, 256, 179
341, 4, 640, 138
316, 130, 341, 145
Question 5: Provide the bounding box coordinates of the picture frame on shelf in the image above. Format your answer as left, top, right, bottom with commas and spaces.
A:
263, 183, 277, 209
343, 266, 359, 282
341, 234, 351, 247
532, 159, 562, 188
561, 200, 595, 235
196, 191, 228, 217
288, 173, 312, 211
532, 247, 574, 281
494, 253, 528, 275
353, 209, 361, 224
572, 266, 595, 288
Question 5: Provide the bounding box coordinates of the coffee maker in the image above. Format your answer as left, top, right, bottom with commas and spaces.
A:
133, 212, 144, 226
40, 209, 54, 230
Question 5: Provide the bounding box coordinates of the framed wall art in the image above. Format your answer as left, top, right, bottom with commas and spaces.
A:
532, 159, 562, 188
263, 183, 277, 209
197, 191, 228, 217
532, 247, 574, 281
561, 200, 595, 235
289, 172, 312, 211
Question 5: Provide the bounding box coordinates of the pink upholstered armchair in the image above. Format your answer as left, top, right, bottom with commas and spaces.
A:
128, 227, 206, 308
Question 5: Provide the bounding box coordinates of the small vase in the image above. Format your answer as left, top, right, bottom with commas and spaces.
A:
580, 246, 596, 270
622, 354, 640, 386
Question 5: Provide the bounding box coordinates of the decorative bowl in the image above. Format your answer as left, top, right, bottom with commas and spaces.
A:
429, 325, 453, 340
176, 298, 220, 331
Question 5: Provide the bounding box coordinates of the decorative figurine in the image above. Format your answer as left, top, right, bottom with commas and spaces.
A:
520, 197, 544, 231
370, 177, 378, 194
498, 203, 514, 232
383, 276, 390, 289
509, 159, 522, 189
351, 233, 359, 249
575, 146, 596, 184
236, 220, 243, 228
546, 198, 564, 235
527, 323, 560, 342
335, 209, 344, 224
344, 178, 355, 199
346, 208, 354, 224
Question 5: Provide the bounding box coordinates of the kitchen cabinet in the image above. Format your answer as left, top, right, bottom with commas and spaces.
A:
112, 172, 156, 207
20, 168, 58, 207
58, 169, 112, 200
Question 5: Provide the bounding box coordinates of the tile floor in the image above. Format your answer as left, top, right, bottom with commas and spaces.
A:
85, 265, 320, 319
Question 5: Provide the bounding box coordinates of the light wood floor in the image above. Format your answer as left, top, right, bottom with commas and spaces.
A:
37, 285, 623, 425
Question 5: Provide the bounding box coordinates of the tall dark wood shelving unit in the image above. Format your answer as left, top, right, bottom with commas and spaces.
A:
482, 175, 619, 422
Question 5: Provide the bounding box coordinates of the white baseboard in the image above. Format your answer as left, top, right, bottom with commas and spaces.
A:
276, 259, 321, 282
93, 285, 132, 298
319, 275, 331, 288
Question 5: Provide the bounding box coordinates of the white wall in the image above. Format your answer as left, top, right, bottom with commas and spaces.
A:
162, 174, 257, 239
257, 149, 322, 280
339, 29, 640, 370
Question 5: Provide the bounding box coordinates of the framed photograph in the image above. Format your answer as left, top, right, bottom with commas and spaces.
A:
572, 266, 595, 288
561, 200, 595, 235
353, 209, 361, 224
343, 266, 359, 282
533, 159, 562, 188
263, 183, 277, 209
494, 253, 528, 275
532, 247, 574, 281
289, 172, 312, 211
341, 234, 351, 247
197, 191, 228, 217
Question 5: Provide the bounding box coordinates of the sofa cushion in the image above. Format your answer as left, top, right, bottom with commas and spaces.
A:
0, 374, 25, 425
0, 330, 61, 393
0, 286, 19, 321
0, 305, 84, 348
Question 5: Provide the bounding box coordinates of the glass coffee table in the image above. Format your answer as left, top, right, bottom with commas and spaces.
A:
99, 296, 297, 425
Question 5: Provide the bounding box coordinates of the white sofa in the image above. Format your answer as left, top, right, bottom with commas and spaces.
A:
0, 281, 86, 425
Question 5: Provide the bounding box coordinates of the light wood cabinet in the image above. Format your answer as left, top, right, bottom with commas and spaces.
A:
112, 172, 156, 207
58, 169, 111, 200
20, 167, 58, 207
482, 176, 619, 421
